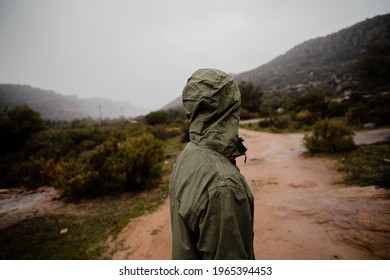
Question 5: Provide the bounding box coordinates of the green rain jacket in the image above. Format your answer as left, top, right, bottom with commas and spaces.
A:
169, 68, 255, 260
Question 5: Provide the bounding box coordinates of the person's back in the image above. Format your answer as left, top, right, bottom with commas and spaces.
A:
169, 68, 255, 260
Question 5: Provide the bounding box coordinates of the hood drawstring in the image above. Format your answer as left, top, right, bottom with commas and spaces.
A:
236, 137, 247, 163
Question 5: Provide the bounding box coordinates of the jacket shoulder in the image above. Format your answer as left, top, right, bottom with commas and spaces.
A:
170, 142, 251, 231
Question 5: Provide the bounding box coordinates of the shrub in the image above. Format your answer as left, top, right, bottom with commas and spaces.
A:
144, 111, 168, 126
118, 134, 164, 190
296, 109, 317, 126
150, 125, 182, 140
48, 134, 164, 198
49, 155, 98, 197
272, 114, 291, 129
0, 155, 50, 188
239, 108, 252, 120
303, 119, 356, 153
258, 118, 273, 128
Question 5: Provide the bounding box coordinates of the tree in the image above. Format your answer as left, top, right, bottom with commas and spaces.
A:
291, 88, 329, 118
144, 110, 168, 126
0, 105, 45, 156
354, 43, 390, 91
238, 81, 264, 114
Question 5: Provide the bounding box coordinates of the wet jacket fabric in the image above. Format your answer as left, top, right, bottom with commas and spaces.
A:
169, 69, 255, 260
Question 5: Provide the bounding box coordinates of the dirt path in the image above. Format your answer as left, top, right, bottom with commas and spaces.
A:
109, 128, 390, 260
240, 129, 390, 259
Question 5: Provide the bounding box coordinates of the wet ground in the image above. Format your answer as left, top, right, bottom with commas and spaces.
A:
0, 186, 62, 229
1, 128, 389, 259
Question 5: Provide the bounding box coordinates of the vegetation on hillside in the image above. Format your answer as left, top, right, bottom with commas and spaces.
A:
235, 14, 390, 97
0, 106, 184, 199
0, 106, 185, 259
240, 40, 390, 133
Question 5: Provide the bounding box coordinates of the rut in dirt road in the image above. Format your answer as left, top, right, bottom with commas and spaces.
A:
109, 128, 390, 260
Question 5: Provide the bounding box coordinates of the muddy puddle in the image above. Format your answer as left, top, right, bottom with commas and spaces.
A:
0, 186, 62, 229
274, 183, 390, 259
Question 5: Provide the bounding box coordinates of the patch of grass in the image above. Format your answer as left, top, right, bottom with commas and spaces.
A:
239, 121, 312, 133
240, 122, 269, 132
334, 141, 390, 188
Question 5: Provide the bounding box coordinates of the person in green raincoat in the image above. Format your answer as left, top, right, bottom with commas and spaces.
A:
169, 68, 255, 260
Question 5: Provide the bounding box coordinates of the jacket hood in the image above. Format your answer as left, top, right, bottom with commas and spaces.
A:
182, 68, 246, 160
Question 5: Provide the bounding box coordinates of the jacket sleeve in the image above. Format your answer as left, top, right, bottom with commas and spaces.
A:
196, 181, 254, 260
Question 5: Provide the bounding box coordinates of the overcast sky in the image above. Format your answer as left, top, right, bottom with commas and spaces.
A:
0, 0, 389, 110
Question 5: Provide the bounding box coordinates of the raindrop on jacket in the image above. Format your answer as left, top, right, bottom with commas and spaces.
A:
169, 68, 255, 260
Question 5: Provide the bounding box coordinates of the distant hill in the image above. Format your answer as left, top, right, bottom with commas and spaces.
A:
0, 84, 149, 120
234, 13, 390, 98
161, 96, 182, 110
163, 13, 390, 110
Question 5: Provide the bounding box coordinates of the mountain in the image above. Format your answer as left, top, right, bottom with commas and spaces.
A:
0, 84, 149, 120
234, 13, 390, 98
162, 13, 390, 110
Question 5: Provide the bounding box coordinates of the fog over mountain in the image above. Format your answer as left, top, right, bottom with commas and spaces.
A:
0, 84, 148, 120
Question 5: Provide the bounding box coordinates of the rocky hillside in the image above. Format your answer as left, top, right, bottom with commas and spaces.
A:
234, 13, 390, 98
0, 84, 149, 120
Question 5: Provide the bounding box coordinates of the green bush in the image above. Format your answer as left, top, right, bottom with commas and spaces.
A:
0, 105, 45, 156
48, 134, 164, 198
303, 119, 356, 153
0, 155, 50, 188
144, 108, 186, 126
144, 111, 168, 125
120, 134, 164, 189
295, 109, 317, 126
273, 114, 291, 129
258, 118, 273, 128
